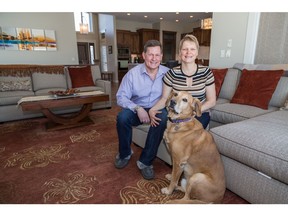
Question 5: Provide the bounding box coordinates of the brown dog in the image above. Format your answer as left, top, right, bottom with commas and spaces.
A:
162, 91, 226, 204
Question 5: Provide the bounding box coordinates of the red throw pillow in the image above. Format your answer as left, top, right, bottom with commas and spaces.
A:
211, 68, 228, 98
68, 66, 94, 88
231, 69, 283, 109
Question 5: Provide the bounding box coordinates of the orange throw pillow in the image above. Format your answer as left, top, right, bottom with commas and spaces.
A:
68, 66, 94, 88
211, 68, 228, 98
231, 69, 283, 109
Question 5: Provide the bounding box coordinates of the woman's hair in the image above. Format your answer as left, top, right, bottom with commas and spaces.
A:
143, 40, 163, 53
179, 34, 199, 52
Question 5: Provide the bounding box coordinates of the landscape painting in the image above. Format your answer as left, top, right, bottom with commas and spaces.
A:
32, 29, 46, 51
45, 30, 57, 51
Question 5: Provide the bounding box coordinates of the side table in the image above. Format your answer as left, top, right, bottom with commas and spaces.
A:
101, 71, 113, 82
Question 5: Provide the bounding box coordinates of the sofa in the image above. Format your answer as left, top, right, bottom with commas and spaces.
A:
132, 63, 288, 204
0, 64, 111, 123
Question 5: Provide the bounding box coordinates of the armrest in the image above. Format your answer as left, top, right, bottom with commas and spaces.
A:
96, 79, 112, 106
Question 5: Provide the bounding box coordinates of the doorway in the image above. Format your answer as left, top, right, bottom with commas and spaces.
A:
162, 31, 176, 63
77, 42, 95, 64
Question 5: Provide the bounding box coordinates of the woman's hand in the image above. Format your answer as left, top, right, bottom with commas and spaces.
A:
149, 109, 162, 127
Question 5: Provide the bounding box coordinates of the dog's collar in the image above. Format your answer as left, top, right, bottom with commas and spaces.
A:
168, 117, 192, 124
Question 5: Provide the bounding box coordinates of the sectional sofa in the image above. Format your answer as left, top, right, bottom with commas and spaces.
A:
132, 63, 288, 204
0, 64, 111, 123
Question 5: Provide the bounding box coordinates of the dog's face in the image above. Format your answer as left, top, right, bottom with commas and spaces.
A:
167, 91, 202, 119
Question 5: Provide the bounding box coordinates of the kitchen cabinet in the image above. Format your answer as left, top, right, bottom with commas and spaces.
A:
137, 28, 159, 51
117, 30, 132, 48
117, 30, 140, 54
181, 28, 211, 46
192, 27, 211, 46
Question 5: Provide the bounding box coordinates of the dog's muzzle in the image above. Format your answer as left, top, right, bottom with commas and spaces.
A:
169, 100, 179, 114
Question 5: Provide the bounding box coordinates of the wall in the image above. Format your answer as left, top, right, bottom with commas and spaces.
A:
0, 13, 78, 65
98, 14, 117, 82
209, 12, 249, 68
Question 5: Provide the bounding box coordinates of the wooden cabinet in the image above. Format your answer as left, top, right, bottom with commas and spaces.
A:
181, 28, 211, 46
117, 30, 140, 54
137, 28, 160, 51
130, 32, 139, 54
117, 30, 132, 48
192, 27, 211, 46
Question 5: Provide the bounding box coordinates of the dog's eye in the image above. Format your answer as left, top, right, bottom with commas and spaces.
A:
182, 98, 188, 102
174, 93, 178, 97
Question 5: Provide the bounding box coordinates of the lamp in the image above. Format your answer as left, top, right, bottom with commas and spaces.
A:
79, 23, 88, 34
201, 18, 212, 30
197, 46, 210, 65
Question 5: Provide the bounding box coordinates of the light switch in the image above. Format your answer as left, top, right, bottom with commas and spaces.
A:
220, 50, 225, 58
227, 39, 232, 48
226, 49, 231, 58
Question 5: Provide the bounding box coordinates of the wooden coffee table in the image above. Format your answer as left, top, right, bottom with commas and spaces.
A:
20, 92, 109, 131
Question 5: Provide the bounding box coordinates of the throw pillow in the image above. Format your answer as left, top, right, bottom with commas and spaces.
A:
68, 66, 94, 88
211, 68, 228, 98
0, 79, 32, 91
231, 69, 284, 109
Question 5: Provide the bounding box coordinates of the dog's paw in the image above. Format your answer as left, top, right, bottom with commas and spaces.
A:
165, 174, 172, 181
161, 187, 171, 195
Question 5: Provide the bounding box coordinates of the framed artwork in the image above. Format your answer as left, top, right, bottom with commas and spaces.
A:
16, 28, 33, 51
2, 27, 18, 50
0, 26, 57, 51
108, 45, 112, 54
32, 29, 46, 51
45, 30, 57, 51
0, 27, 4, 50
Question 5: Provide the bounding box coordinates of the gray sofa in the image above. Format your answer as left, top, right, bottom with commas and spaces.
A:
132, 63, 288, 204
0, 64, 111, 123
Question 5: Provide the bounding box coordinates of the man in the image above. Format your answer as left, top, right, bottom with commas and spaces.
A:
115, 40, 169, 180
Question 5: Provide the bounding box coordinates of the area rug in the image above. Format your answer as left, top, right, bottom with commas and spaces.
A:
0, 106, 248, 204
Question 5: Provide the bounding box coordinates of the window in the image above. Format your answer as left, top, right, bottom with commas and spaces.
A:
74, 12, 93, 33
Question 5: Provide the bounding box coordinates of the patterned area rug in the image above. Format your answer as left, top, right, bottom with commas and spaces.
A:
0, 106, 248, 204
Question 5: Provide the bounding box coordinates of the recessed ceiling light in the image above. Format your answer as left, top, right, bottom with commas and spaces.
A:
190, 15, 193, 18
176, 12, 179, 14
176, 19, 179, 22
160, 17, 163, 20
127, 13, 131, 16
144, 15, 148, 18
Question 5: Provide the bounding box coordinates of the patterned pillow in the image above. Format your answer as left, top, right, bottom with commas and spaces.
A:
0, 79, 32, 91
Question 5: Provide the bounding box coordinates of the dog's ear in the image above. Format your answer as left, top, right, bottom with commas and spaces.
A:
192, 98, 202, 117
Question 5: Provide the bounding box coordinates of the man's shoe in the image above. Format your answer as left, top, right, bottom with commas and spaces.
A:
114, 151, 133, 169
140, 166, 155, 180
137, 160, 154, 180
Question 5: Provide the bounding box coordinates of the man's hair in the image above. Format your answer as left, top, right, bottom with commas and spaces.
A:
179, 34, 199, 51
143, 40, 162, 53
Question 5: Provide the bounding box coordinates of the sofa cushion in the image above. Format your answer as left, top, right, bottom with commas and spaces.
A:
0, 90, 35, 105
32, 72, 67, 91
210, 110, 288, 185
210, 103, 277, 125
68, 66, 95, 88
231, 69, 283, 109
211, 68, 228, 98
218, 68, 241, 100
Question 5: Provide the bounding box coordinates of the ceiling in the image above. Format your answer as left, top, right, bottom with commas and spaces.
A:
99, 12, 213, 24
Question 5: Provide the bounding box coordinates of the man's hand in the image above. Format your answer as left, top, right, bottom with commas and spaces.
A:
137, 107, 150, 123
148, 109, 162, 127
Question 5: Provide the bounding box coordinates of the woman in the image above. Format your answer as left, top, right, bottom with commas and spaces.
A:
149, 34, 216, 129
